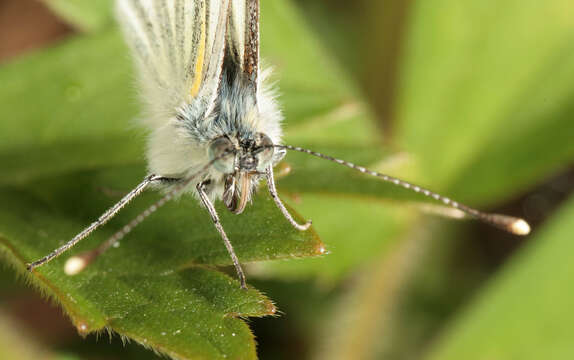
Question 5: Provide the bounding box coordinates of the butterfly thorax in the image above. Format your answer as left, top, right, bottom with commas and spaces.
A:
146, 65, 282, 213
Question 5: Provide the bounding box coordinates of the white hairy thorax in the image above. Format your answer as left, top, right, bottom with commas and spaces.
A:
145, 67, 283, 202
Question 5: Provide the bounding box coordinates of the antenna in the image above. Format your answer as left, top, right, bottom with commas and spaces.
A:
276, 145, 530, 236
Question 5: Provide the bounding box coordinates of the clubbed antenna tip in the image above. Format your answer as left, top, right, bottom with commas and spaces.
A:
488, 214, 531, 236
509, 218, 531, 236
64, 251, 97, 276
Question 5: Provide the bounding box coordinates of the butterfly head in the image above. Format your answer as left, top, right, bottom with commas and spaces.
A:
208, 133, 276, 213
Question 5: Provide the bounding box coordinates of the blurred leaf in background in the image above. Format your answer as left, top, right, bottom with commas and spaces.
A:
292, 0, 574, 359
43, 0, 114, 32
0, 0, 573, 359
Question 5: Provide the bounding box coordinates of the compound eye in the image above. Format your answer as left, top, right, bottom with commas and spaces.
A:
208, 136, 236, 174
255, 133, 274, 172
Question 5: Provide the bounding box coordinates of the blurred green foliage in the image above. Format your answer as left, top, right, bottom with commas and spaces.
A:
0, 0, 573, 359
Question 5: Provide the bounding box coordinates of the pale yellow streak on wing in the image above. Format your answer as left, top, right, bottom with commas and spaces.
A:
190, 9, 206, 98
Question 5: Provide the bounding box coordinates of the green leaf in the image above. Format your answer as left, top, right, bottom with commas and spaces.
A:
425, 194, 574, 360
261, 0, 364, 128
396, 0, 574, 204
44, 0, 114, 32
0, 31, 137, 155
251, 194, 412, 283
0, 165, 322, 359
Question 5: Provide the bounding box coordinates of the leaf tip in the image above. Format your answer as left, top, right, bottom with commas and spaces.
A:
265, 300, 278, 316
75, 321, 91, 337
314, 241, 328, 256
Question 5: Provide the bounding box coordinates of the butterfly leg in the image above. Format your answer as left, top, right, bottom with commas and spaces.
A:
266, 166, 312, 231
197, 182, 247, 290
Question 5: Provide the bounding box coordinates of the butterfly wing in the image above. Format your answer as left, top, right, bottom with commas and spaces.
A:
228, 0, 260, 91
116, 0, 230, 125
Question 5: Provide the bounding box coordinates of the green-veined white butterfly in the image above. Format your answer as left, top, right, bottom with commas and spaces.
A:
28, 0, 530, 289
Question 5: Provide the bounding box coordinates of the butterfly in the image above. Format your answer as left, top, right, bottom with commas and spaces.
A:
27, 0, 530, 289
